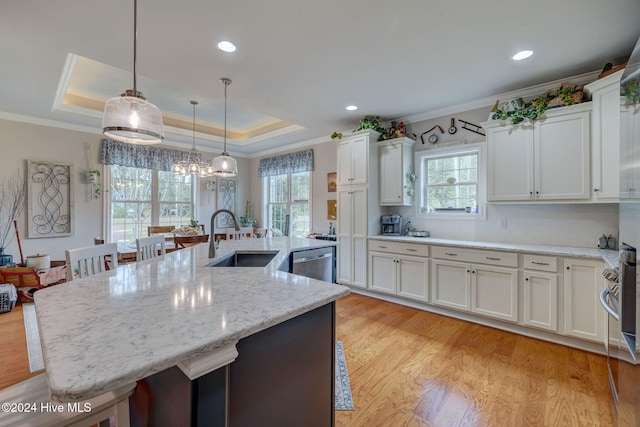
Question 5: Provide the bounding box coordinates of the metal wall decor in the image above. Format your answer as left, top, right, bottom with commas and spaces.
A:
216, 178, 236, 228
27, 160, 73, 238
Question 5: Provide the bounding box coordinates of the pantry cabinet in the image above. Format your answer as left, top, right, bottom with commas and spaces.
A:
337, 132, 375, 186
585, 70, 623, 201
378, 137, 415, 206
563, 258, 604, 343
484, 103, 591, 202
522, 254, 558, 332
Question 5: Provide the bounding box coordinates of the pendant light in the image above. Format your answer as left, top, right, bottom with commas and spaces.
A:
172, 100, 210, 176
211, 78, 238, 177
102, 0, 164, 144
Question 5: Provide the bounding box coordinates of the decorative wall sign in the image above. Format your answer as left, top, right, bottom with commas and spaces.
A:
327, 172, 337, 192
216, 178, 236, 228
27, 160, 73, 238
327, 199, 337, 220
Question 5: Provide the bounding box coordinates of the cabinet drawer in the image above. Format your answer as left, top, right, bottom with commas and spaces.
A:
368, 240, 429, 257
431, 246, 517, 267
523, 254, 558, 272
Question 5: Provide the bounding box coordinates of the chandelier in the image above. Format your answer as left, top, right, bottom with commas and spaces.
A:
171, 100, 213, 177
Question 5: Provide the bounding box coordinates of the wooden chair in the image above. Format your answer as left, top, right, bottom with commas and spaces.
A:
135, 235, 166, 261
174, 234, 209, 249
226, 226, 254, 240
65, 243, 118, 281
252, 228, 268, 238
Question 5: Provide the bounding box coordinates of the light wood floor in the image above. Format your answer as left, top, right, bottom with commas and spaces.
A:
335, 293, 616, 427
0, 305, 42, 390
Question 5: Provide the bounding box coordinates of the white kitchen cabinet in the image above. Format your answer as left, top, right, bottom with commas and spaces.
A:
337, 131, 378, 186
368, 240, 429, 302
484, 103, 591, 202
585, 71, 623, 201
620, 103, 640, 198
378, 137, 415, 206
522, 254, 559, 332
563, 258, 604, 343
336, 130, 381, 289
431, 246, 518, 322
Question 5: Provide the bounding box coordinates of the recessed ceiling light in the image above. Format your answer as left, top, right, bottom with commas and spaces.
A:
217, 41, 236, 53
346, 105, 358, 111
512, 50, 533, 61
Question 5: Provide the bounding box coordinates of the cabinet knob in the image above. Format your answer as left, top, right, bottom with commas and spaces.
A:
525, 277, 529, 281
594, 188, 600, 192
566, 266, 570, 270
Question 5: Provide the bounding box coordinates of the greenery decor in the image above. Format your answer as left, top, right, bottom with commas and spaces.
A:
556, 85, 581, 106
330, 132, 343, 140
623, 79, 640, 104
354, 115, 385, 134
492, 95, 551, 125
239, 200, 257, 227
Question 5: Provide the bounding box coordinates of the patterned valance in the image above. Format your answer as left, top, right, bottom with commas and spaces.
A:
257, 149, 314, 178
100, 139, 194, 171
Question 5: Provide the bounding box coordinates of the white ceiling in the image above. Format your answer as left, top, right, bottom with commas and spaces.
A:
1, 0, 639, 157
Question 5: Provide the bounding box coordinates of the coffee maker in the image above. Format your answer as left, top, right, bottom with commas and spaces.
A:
381, 214, 403, 236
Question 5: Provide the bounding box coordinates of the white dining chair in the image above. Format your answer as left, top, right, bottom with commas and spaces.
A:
136, 235, 166, 261
226, 226, 254, 240
65, 243, 118, 281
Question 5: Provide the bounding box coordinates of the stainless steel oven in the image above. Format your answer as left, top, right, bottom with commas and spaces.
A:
601, 268, 621, 410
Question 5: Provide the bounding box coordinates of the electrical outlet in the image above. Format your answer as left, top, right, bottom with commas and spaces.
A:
499, 218, 508, 229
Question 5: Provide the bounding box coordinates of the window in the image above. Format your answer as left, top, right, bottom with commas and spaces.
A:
265, 171, 311, 237
416, 144, 485, 219
108, 165, 195, 244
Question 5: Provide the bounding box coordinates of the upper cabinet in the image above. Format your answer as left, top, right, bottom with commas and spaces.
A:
585, 70, 623, 201
337, 131, 378, 186
483, 103, 591, 202
378, 137, 415, 206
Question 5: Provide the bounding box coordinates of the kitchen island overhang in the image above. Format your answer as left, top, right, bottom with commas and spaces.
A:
34, 237, 348, 406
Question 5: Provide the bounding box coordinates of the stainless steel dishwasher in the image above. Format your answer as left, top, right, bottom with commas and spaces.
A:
290, 246, 336, 283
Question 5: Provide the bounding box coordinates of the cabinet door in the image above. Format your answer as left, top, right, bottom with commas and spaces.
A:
397, 255, 429, 302
336, 188, 352, 285
591, 83, 621, 200
431, 259, 470, 311
523, 271, 558, 331
336, 140, 353, 186
534, 112, 590, 200
620, 105, 640, 198
486, 124, 534, 201
351, 136, 369, 185
379, 143, 403, 205
471, 264, 518, 322
563, 258, 604, 343
369, 251, 397, 294
351, 187, 368, 288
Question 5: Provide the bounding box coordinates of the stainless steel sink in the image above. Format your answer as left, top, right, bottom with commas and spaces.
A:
208, 251, 278, 268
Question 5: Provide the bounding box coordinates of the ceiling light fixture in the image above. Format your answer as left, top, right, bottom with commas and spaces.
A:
346, 105, 358, 111
102, 0, 164, 144
211, 78, 238, 177
512, 50, 534, 61
217, 41, 237, 53
172, 101, 213, 177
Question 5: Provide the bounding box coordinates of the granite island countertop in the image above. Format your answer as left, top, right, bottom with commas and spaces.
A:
368, 235, 620, 268
34, 237, 348, 402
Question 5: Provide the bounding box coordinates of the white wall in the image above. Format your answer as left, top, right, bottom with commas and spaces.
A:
381, 107, 619, 248
0, 118, 251, 261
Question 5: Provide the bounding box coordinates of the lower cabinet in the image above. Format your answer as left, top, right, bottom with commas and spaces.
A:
563, 258, 605, 343
430, 259, 470, 311
523, 270, 558, 332
368, 241, 429, 303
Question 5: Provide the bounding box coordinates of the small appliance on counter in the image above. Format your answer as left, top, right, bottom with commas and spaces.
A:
381, 214, 403, 236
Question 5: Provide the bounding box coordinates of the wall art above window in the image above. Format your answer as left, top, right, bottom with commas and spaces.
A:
27, 160, 73, 238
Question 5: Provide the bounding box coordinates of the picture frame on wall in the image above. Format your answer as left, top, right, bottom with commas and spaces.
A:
327, 199, 337, 220
27, 160, 73, 238
327, 172, 337, 192
216, 178, 236, 228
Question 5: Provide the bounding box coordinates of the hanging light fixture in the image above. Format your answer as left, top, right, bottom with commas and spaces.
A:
102, 0, 164, 144
172, 100, 210, 176
211, 78, 238, 177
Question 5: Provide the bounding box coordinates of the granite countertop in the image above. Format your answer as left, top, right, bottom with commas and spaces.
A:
34, 237, 347, 402
368, 235, 619, 268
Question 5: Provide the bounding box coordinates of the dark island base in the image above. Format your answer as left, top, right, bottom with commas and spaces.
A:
130, 302, 336, 427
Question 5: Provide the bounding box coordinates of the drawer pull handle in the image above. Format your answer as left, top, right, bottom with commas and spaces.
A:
486, 257, 501, 261
444, 252, 458, 256
531, 261, 550, 266
406, 249, 417, 252
378, 245, 387, 249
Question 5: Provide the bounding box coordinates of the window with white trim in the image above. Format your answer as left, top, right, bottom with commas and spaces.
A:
107, 165, 195, 244
265, 171, 311, 237
416, 144, 485, 219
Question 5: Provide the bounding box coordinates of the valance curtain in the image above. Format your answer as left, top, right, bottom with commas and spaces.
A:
100, 139, 193, 171
257, 149, 314, 178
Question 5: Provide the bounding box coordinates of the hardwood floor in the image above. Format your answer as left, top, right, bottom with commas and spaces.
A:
0, 305, 41, 390
335, 293, 616, 427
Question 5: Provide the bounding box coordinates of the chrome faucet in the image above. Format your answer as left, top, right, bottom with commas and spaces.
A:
209, 209, 240, 258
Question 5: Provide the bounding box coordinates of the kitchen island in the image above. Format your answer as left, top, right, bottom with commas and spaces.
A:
34, 237, 348, 426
